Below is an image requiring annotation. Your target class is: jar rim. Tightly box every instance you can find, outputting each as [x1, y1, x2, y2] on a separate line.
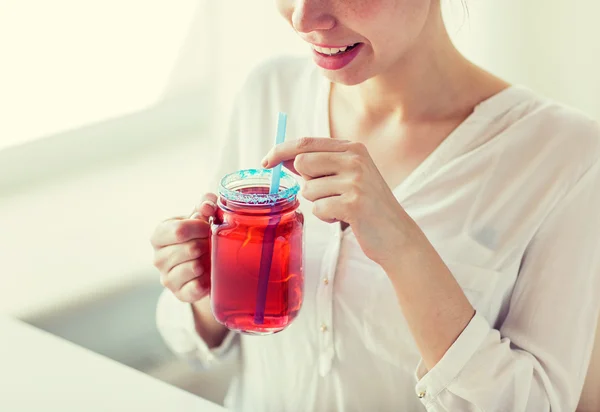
[218, 168, 300, 206]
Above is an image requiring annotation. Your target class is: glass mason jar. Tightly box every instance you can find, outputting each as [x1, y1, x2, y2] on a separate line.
[210, 169, 304, 335]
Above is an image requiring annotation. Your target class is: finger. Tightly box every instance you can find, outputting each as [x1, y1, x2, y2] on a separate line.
[293, 152, 346, 179]
[175, 277, 209, 303]
[150, 218, 210, 249]
[301, 175, 348, 202]
[190, 193, 218, 217]
[312, 196, 344, 224]
[190, 200, 218, 221]
[279, 159, 299, 175]
[161, 258, 206, 292]
[262, 137, 350, 169]
[154, 238, 209, 273]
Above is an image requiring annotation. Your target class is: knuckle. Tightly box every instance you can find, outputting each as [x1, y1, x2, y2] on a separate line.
[160, 274, 171, 289]
[312, 202, 321, 216]
[349, 173, 363, 189]
[348, 154, 364, 172]
[345, 190, 362, 211]
[173, 221, 189, 242]
[313, 199, 328, 215]
[192, 259, 204, 276]
[300, 181, 311, 199]
[348, 141, 367, 154]
[174, 290, 192, 303]
[182, 279, 204, 302]
[187, 241, 201, 259]
[152, 254, 164, 270]
[296, 137, 312, 150]
[294, 153, 309, 170]
[312, 201, 336, 224]
[293, 158, 303, 174]
[190, 280, 205, 297]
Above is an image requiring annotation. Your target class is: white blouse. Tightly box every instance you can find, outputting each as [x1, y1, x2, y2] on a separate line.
[156, 56, 600, 412]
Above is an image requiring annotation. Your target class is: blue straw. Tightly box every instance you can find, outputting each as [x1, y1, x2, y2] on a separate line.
[254, 112, 287, 327]
[269, 112, 287, 194]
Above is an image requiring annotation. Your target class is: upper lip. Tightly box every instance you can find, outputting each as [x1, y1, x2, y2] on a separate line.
[307, 41, 358, 48]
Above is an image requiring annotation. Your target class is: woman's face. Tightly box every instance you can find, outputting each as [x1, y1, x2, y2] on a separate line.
[276, 0, 437, 85]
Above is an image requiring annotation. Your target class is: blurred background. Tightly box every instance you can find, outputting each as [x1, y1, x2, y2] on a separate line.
[1, 0, 599, 407]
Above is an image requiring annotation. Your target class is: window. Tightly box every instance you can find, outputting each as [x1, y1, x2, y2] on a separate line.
[0, 0, 202, 150]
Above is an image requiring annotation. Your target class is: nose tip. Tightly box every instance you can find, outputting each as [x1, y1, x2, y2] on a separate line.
[291, 2, 335, 34]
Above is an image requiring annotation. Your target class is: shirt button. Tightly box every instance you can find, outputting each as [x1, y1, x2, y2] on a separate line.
[323, 277, 329, 285]
[417, 390, 426, 399]
[320, 323, 328, 332]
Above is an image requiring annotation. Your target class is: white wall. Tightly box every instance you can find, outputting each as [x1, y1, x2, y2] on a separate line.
[445, 0, 600, 120]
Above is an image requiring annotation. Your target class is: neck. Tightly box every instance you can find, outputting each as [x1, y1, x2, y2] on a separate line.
[336, 8, 505, 123]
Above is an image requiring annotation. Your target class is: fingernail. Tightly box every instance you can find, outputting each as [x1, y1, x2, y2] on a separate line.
[261, 157, 268, 167]
[204, 200, 217, 210]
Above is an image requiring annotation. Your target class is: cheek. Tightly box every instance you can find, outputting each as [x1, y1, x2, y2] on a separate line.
[362, 0, 430, 47]
[336, 0, 417, 42]
[334, 0, 386, 21]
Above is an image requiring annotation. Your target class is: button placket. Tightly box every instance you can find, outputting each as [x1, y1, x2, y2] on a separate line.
[315, 223, 342, 376]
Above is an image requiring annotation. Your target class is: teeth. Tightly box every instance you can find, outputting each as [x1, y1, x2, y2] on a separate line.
[313, 44, 353, 56]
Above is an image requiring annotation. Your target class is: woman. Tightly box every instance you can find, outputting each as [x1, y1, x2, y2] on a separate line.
[151, 1, 600, 411]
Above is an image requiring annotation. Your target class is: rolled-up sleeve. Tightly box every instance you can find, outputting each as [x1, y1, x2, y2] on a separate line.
[415, 156, 600, 411]
[156, 289, 240, 369]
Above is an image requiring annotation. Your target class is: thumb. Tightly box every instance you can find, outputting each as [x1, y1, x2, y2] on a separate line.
[190, 193, 218, 220]
[190, 200, 218, 220]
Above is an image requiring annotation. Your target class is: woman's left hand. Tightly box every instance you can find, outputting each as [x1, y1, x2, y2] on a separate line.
[262, 137, 421, 271]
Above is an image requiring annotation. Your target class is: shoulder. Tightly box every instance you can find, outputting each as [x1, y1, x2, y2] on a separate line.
[533, 99, 599, 146]
[499, 88, 600, 181]
[541, 100, 599, 178]
[517, 91, 600, 163]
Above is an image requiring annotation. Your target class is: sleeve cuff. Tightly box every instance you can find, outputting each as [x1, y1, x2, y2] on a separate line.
[156, 289, 239, 369]
[414, 311, 491, 406]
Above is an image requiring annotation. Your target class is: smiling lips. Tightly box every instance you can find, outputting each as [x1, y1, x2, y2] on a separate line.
[311, 43, 359, 56]
[309, 42, 363, 71]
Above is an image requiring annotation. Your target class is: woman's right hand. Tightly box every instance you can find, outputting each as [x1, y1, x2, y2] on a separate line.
[150, 193, 218, 303]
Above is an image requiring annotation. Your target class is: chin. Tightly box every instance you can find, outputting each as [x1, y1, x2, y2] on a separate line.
[319, 67, 372, 86]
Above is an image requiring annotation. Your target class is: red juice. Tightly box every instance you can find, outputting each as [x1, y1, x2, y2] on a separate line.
[210, 175, 304, 335]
